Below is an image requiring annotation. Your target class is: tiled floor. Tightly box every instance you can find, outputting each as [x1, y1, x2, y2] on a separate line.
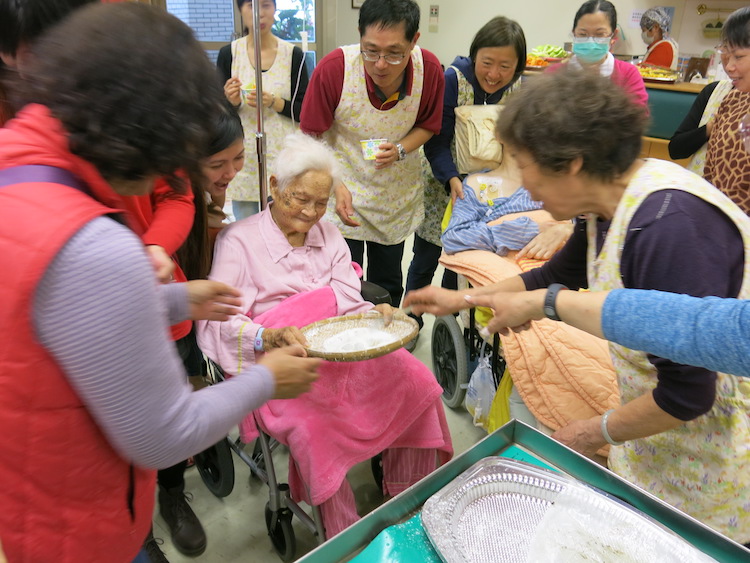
[155, 235, 487, 562]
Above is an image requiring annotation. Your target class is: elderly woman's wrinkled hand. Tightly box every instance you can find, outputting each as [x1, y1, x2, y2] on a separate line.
[551, 417, 607, 459]
[517, 222, 574, 260]
[263, 326, 308, 349]
[373, 303, 394, 327]
[259, 345, 321, 399]
[186, 280, 242, 321]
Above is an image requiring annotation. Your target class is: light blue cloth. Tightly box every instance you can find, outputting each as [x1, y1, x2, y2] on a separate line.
[441, 180, 542, 256]
[602, 289, 750, 378]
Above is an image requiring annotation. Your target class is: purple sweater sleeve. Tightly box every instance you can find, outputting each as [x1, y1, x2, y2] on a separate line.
[33, 217, 275, 469]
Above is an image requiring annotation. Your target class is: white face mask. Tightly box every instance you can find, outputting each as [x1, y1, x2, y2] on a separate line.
[641, 31, 654, 45]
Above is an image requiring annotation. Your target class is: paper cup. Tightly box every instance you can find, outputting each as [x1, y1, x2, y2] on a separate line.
[240, 84, 256, 104]
[360, 139, 387, 161]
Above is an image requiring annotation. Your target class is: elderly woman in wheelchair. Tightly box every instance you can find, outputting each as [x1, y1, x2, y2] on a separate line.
[198, 133, 453, 538]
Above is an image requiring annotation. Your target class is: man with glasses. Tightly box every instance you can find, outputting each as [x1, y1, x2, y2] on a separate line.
[300, 0, 444, 307]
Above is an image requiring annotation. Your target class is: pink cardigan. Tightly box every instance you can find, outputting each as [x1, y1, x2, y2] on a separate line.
[547, 57, 648, 108]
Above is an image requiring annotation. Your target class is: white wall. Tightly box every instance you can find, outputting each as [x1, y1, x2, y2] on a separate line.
[325, 0, 746, 67]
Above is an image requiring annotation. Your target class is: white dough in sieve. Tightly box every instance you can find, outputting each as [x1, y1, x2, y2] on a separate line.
[321, 327, 397, 353]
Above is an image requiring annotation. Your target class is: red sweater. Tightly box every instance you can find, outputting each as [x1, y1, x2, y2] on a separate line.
[120, 176, 194, 340]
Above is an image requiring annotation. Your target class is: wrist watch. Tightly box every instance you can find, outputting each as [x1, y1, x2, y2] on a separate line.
[543, 283, 567, 321]
[395, 143, 406, 161]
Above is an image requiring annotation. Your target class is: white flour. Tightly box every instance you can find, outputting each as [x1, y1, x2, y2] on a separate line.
[321, 327, 397, 353]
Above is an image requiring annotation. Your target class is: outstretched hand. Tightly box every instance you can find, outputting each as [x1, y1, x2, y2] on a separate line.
[402, 286, 470, 317]
[259, 345, 321, 399]
[187, 280, 242, 321]
[373, 303, 394, 327]
[465, 290, 546, 335]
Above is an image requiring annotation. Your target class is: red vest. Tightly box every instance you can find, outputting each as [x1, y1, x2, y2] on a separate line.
[0, 179, 155, 562]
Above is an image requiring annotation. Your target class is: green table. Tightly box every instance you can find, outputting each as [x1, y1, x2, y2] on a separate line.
[297, 420, 748, 562]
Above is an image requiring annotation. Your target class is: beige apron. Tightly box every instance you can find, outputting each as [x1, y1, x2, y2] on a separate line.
[587, 158, 750, 542]
[417, 68, 516, 246]
[229, 36, 297, 203]
[323, 44, 424, 245]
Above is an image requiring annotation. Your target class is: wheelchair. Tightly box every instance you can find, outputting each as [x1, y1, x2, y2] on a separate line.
[193, 280, 391, 561]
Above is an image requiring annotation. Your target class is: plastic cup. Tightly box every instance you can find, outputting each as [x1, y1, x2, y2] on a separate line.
[240, 83, 256, 104]
[360, 139, 388, 161]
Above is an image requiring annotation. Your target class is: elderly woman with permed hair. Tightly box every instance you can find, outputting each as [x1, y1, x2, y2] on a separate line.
[198, 132, 452, 539]
[405, 69, 750, 544]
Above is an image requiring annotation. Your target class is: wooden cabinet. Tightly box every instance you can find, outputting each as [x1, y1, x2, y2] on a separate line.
[640, 136, 690, 167]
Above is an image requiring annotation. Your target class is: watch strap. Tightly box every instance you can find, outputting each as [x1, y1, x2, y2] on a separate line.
[396, 143, 406, 161]
[543, 283, 567, 321]
[254, 326, 265, 353]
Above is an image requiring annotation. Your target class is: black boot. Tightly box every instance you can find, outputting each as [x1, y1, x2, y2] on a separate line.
[143, 528, 170, 563]
[158, 485, 207, 556]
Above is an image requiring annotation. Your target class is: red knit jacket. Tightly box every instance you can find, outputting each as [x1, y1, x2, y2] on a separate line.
[0, 105, 155, 562]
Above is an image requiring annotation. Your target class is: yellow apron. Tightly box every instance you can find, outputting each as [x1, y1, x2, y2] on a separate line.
[587, 158, 750, 543]
[229, 37, 297, 203]
[323, 44, 424, 245]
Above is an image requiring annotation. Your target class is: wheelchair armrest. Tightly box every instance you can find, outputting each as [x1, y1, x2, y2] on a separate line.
[361, 280, 391, 306]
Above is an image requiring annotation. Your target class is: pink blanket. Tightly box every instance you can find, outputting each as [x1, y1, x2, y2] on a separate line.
[241, 287, 453, 505]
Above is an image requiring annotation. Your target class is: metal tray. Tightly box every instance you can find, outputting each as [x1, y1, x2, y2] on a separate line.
[421, 458, 716, 563]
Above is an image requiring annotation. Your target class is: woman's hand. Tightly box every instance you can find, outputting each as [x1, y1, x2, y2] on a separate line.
[245, 89, 278, 111]
[517, 222, 573, 260]
[551, 417, 607, 459]
[258, 345, 321, 399]
[373, 303, 394, 327]
[145, 245, 175, 284]
[263, 326, 308, 349]
[374, 141, 399, 170]
[449, 176, 464, 205]
[224, 77, 242, 107]
[403, 286, 470, 317]
[186, 280, 242, 321]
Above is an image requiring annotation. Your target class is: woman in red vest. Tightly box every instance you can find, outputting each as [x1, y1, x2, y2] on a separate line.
[0, 4, 320, 563]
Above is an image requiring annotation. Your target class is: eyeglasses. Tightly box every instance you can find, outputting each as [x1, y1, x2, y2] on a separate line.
[360, 50, 406, 65]
[572, 34, 613, 44]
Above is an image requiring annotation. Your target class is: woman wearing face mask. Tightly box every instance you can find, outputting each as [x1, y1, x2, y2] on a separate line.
[640, 7, 679, 70]
[558, 0, 648, 107]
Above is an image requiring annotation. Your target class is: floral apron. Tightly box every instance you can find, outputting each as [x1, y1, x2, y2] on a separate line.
[587, 158, 750, 543]
[417, 69, 516, 246]
[323, 44, 424, 245]
[229, 37, 296, 203]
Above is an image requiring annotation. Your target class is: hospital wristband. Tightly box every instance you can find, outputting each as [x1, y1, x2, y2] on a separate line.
[600, 409, 624, 446]
[254, 327, 265, 353]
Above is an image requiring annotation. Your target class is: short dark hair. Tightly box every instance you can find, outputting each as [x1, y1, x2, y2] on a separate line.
[0, 0, 96, 57]
[469, 17, 527, 85]
[358, 0, 420, 42]
[497, 70, 647, 181]
[18, 2, 224, 187]
[722, 6, 750, 49]
[573, 0, 617, 32]
[206, 102, 244, 157]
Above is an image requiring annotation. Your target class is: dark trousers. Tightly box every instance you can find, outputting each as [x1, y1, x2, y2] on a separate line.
[346, 238, 405, 307]
[405, 233, 458, 295]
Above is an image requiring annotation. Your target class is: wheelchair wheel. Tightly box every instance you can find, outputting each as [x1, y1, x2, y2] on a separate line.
[195, 437, 235, 498]
[431, 315, 468, 408]
[265, 503, 296, 562]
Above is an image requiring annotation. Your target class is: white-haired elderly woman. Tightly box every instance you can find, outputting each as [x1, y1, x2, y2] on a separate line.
[640, 6, 678, 69]
[198, 132, 452, 538]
